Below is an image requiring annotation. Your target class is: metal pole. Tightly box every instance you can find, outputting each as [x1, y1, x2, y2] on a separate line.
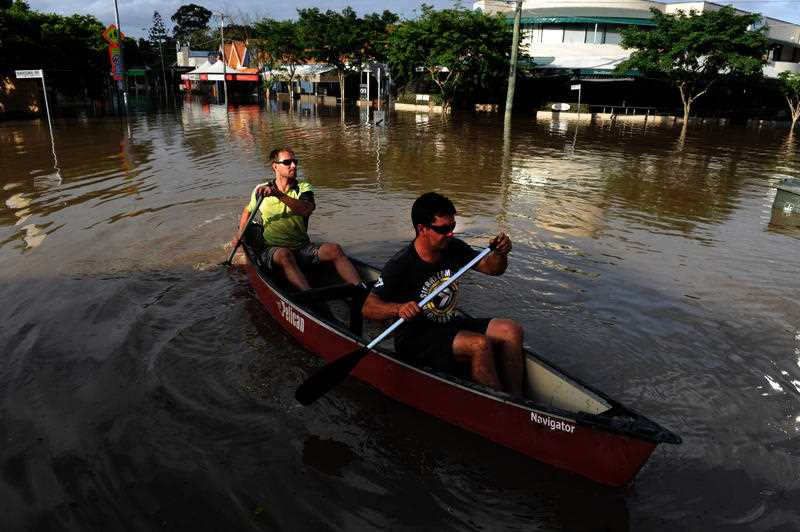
[40, 71, 59, 172]
[220, 14, 228, 107]
[159, 40, 168, 101]
[113, 0, 129, 111]
[577, 85, 582, 120]
[503, 0, 523, 126]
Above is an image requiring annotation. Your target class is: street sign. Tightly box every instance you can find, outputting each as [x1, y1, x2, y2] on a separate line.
[571, 84, 581, 90]
[359, 84, 368, 100]
[15, 69, 43, 79]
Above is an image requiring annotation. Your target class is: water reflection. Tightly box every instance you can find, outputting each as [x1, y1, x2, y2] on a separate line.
[2, 100, 800, 530]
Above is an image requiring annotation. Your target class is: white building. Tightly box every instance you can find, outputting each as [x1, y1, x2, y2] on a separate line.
[473, 1, 800, 78]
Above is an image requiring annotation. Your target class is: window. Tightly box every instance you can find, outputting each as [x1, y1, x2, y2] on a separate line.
[586, 23, 602, 44]
[541, 24, 564, 44]
[563, 23, 587, 43]
[604, 24, 623, 45]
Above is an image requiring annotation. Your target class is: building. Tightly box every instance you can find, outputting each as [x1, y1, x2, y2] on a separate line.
[473, 1, 800, 79]
[178, 41, 260, 101]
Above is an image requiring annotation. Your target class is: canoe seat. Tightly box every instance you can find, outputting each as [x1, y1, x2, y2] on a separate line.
[292, 282, 374, 336]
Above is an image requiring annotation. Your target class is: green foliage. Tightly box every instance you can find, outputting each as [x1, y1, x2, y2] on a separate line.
[252, 19, 305, 71]
[171, 3, 212, 45]
[296, 7, 360, 72]
[617, 6, 768, 115]
[295, 7, 399, 100]
[357, 10, 400, 64]
[778, 71, 800, 128]
[148, 11, 169, 47]
[386, 5, 512, 111]
[0, 1, 108, 95]
[778, 71, 800, 98]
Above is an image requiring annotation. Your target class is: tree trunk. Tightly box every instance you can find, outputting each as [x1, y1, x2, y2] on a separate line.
[788, 96, 800, 131]
[678, 82, 692, 139]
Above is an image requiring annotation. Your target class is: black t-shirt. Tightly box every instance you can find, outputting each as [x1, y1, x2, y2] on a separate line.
[372, 238, 479, 335]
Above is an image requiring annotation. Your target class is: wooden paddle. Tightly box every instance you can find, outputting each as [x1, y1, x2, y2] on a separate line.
[223, 193, 266, 266]
[295, 244, 495, 405]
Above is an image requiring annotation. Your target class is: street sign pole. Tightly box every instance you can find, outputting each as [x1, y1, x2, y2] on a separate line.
[15, 69, 58, 172]
[112, 0, 129, 112]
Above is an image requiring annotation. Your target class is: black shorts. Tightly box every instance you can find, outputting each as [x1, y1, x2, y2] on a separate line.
[395, 317, 492, 372]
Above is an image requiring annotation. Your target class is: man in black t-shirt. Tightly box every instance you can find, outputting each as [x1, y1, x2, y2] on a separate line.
[362, 192, 524, 394]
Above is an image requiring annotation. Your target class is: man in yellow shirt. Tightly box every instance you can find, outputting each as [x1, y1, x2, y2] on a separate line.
[237, 147, 361, 291]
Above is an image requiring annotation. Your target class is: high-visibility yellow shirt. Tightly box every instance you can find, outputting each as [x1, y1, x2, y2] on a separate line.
[246, 180, 314, 249]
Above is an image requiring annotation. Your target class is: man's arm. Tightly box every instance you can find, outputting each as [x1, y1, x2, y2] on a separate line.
[474, 233, 511, 276]
[362, 292, 421, 321]
[256, 184, 315, 217]
[237, 206, 252, 233]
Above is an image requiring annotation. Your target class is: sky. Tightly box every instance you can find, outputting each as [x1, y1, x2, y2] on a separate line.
[24, 0, 800, 39]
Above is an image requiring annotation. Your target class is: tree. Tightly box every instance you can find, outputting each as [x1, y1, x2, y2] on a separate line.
[386, 6, 511, 113]
[297, 7, 362, 105]
[148, 11, 171, 97]
[148, 11, 168, 47]
[778, 71, 800, 132]
[252, 19, 306, 90]
[171, 3, 212, 46]
[618, 6, 768, 131]
[356, 10, 400, 64]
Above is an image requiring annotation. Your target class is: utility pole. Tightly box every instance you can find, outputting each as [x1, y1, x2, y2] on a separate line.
[217, 12, 228, 107]
[158, 39, 168, 100]
[503, 0, 523, 126]
[113, 0, 129, 111]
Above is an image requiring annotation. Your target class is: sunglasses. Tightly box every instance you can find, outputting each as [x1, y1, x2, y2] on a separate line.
[275, 158, 299, 166]
[427, 222, 456, 235]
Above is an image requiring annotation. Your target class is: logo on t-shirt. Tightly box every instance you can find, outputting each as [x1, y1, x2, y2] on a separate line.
[420, 269, 458, 323]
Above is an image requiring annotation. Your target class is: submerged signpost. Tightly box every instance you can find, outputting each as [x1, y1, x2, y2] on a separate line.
[15, 69, 59, 173]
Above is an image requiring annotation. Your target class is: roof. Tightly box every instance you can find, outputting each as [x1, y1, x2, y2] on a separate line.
[223, 41, 249, 69]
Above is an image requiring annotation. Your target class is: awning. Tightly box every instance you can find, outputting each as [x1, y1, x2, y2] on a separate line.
[264, 64, 339, 83]
[516, 16, 656, 26]
[531, 55, 628, 70]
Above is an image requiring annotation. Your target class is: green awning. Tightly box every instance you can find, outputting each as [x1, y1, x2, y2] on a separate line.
[510, 17, 656, 26]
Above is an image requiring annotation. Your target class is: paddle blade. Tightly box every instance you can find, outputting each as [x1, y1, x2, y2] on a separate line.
[295, 347, 370, 405]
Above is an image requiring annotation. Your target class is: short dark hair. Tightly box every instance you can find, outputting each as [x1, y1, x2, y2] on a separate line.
[411, 192, 456, 234]
[269, 147, 294, 163]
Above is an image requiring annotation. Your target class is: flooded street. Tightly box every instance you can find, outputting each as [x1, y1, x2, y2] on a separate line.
[1, 100, 799, 530]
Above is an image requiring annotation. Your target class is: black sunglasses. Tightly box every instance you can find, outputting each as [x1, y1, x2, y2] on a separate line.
[427, 222, 456, 235]
[275, 158, 299, 166]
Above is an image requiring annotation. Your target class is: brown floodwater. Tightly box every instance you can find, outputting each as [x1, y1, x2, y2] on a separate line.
[1, 99, 799, 530]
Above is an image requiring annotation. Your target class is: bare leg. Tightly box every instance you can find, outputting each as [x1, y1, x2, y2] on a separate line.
[318, 242, 361, 285]
[452, 330, 502, 391]
[272, 247, 311, 291]
[486, 318, 524, 395]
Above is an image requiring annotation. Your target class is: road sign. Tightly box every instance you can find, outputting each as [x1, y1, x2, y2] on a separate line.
[15, 69, 43, 79]
[571, 84, 581, 91]
[359, 84, 368, 100]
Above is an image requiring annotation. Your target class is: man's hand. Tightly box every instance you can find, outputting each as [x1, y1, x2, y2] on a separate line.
[256, 184, 282, 198]
[490, 232, 512, 256]
[397, 301, 421, 321]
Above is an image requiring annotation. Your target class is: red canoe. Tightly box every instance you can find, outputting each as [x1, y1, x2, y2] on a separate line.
[238, 232, 681, 487]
